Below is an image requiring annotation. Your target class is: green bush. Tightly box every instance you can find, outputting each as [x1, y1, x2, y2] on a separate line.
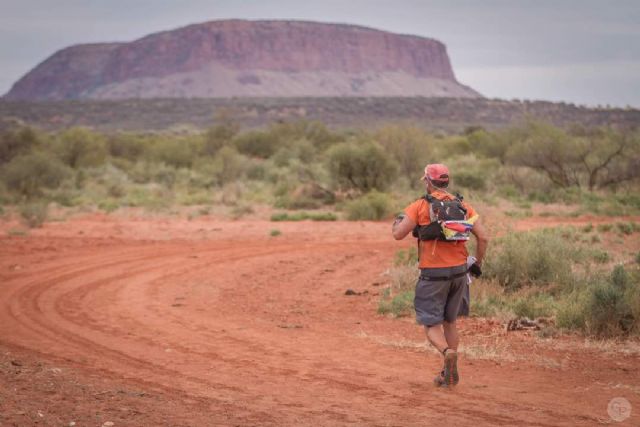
[149, 135, 199, 168]
[345, 191, 393, 221]
[378, 264, 418, 317]
[326, 141, 397, 192]
[378, 291, 414, 317]
[270, 211, 337, 221]
[19, 201, 48, 228]
[374, 125, 433, 188]
[55, 127, 108, 168]
[590, 249, 610, 264]
[233, 130, 279, 158]
[484, 229, 581, 290]
[107, 133, 149, 161]
[0, 127, 42, 164]
[597, 223, 613, 232]
[557, 265, 639, 337]
[511, 294, 555, 319]
[202, 121, 239, 156]
[2, 152, 71, 198]
[454, 171, 487, 190]
[617, 222, 634, 235]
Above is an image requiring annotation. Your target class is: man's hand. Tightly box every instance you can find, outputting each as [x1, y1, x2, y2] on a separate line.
[469, 262, 482, 277]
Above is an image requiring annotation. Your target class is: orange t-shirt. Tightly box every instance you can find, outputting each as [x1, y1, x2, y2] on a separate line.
[404, 190, 478, 268]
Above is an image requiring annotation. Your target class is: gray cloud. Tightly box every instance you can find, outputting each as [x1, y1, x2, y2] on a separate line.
[1, 0, 639, 107]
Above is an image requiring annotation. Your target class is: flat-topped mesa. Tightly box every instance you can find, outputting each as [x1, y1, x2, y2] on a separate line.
[4, 19, 481, 100]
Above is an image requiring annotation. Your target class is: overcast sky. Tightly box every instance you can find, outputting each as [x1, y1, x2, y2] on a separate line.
[1, 0, 639, 107]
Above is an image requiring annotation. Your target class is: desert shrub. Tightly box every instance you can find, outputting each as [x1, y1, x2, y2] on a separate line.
[274, 181, 334, 210]
[19, 201, 48, 228]
[326, 141, 397, 193]
[511, 294, 555, 319]
[590, 249, 610, 263]
[0, 126, 42, 164]
[149, 135, 199, 168]
[128, 161, 178, 187]
[211, 146, 246, 185]
[467, 128, 512, 164]
[484, 229, 581, 290]
[202, 120, 239, 156]
[233, 130, 279, 158]
[378, 263, 417, 316]
[374, 125, 433, 188]
[557, 265, 639, 337]
[270, 229, 282, 237]
[617, 222, 634, 235]
[2, 152, 71, 198]
[268, 120, 340, 151]
[471, 293, 507, 318]
[98, 199, 120, 213]
[378, 291, 414, 317]
[597, 223, 613, 232]
[454, 170, 486, 190]
[270, 211, 337, 221]
[54, 127, 107, 168]
[123, 186, 172, 211]
[583, 270, 636, 336]
[273, 138, 316, 167]
[106, 133, 149, 161]
[345, 191, 393, 221]
[194, 146, 246, 187]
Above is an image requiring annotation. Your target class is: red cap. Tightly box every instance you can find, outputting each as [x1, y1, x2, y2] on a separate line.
[422, 164, 450, 186]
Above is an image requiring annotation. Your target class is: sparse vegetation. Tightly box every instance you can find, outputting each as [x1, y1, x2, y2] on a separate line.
[19, 201, 48, 228]
[270, 211, 337, 221]
[1, 116, 639, 340]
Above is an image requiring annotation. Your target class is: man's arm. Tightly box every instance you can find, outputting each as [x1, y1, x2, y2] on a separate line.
[392, 214, 417, 240]
[470, 218, 489, 265]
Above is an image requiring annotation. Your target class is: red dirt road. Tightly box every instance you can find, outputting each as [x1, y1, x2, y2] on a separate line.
[1, 215, 638, 426]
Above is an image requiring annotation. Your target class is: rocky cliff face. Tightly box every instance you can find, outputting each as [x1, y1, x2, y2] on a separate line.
[4, 20, 481, 100]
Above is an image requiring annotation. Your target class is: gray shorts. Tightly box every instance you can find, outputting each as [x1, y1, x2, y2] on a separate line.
[414, 264, 470, 326]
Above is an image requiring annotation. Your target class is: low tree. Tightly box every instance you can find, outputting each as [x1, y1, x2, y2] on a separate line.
[507, 122, 640, 190]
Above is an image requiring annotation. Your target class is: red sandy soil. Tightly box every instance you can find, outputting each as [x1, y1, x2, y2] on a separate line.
[1, 213, 639, 426]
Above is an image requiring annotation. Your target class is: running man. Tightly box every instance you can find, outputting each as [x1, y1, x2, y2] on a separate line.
[392, 163, 489, 387]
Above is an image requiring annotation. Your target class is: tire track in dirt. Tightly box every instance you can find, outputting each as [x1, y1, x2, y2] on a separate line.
[0, 230, 633, 426]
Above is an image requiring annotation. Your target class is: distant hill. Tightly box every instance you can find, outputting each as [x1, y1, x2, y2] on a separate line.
[3, 20, 480, 100]
[1, 98, 638, 133]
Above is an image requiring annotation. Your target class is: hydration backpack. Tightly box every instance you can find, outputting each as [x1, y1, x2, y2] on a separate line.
[412, 193, 474, 241]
